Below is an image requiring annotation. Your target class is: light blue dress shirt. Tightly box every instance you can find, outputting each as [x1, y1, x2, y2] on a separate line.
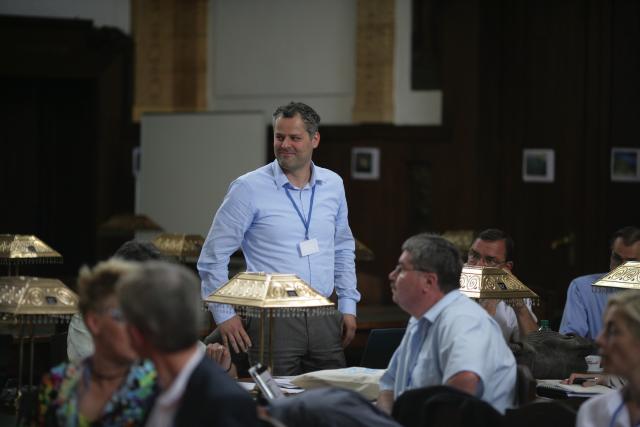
[379, 290, 516, 414]
[198, 160, 360, 324]
[559, 273, 610, 340]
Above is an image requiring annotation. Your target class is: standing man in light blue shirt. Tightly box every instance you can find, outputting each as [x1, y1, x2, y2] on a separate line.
[198, 102, 360, 375]
[378, 233, 516, 414]
[560, 226, 640, 340]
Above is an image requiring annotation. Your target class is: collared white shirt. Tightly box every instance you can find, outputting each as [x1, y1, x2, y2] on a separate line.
[145, 345, 205, 427]
[493, 299, 537, 342]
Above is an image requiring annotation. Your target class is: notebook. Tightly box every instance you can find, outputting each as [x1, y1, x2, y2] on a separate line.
[536, 379, 614, 399]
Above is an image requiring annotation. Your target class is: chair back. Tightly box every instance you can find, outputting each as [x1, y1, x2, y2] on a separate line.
[504, 401, 576, 427]
[360, 328, 405, 369]
[514, 364, 536, 406]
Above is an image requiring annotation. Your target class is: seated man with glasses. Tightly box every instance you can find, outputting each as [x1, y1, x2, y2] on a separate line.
[377, 233, 516, 414]
[560, 226, 640, 340]
[466, 229, 538, 342]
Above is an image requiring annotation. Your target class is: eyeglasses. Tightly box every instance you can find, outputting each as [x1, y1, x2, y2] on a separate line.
[467, 249, 506, 267]
[610, 251, 638, 265]
[104, 307, 126, 323]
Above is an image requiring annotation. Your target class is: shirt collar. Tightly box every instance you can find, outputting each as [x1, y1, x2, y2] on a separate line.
[271, 159, 323, 189]
[409, 289, 462, 326]
[156, 345, 205, 407]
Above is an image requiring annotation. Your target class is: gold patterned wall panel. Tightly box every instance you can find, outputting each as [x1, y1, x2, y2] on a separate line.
[353, 0, 395, 123]
[132, 0, 207, 121]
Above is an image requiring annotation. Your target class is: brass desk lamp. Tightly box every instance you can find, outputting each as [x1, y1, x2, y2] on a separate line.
[0, 235, 62, 276]
[592, 261, 640, 292]
[205, 272, 334, 369]
[459, 265, 539, 304]
[152, 233, 205, 263]
[0, 276, 78, 405]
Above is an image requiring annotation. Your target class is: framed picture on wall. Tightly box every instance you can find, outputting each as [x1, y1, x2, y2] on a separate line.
[351, 147, 380, 180]
[611, 147, 640, 182]
[522, 149, 555, 183]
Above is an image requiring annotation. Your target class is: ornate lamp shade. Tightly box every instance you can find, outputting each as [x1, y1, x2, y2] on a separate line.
[0, 276, 78, 323]
[355, 239, 375, 261]
[0, 235, 62, 265]
[205, 272, 334, 316]
[593, 261, 640, 292]
[459, 266, 539, 303]
[152, 233, 204, 263]
[442, 230, 475, 257]
[205, 272, 335, 367]
[99, 213, 163, 233]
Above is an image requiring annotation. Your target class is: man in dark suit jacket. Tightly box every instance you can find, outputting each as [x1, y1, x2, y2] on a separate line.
[117, 261, 260, 427]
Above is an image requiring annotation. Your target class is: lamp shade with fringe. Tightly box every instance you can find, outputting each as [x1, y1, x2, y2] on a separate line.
[152, 233, 204, 263]
[205, 272, 335, 368]
[593, 261, 640, 292]
[0, 276, 78, 401]
[355, 239, 375, 261]
[459, 266, 539, 304]
[0, 235, 62, 266]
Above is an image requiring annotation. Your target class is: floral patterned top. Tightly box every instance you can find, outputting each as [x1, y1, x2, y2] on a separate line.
[37, 359, 158, 427]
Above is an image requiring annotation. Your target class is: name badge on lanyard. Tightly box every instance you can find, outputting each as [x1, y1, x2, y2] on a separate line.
[284, 184, 320, 257]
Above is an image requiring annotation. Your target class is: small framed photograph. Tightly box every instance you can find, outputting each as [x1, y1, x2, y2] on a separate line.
[351, 147, 380, 180]
[522, 149, 555, 183]
[611, 147, 640, 182]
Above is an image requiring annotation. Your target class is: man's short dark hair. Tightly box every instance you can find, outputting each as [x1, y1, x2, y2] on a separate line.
[475, 229, 515, 262]
[611, 226, 640, 247]
[402, 233, 463, 293]
[272, 102, 321, 137]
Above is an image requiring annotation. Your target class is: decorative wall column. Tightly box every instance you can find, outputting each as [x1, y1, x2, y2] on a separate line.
[132, 0, 207, 121]
[353, 0, 395, 123]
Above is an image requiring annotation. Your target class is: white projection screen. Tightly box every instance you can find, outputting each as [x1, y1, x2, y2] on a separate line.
[136, 112, 266, 236]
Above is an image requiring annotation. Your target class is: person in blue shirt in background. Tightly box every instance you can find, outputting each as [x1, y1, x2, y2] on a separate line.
[560, 226, 640, 341]
[377, 233, 516, 415]
[198, 101, 360, 375]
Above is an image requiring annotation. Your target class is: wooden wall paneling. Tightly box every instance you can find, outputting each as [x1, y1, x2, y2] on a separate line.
[0, 17, 134, 277]
[476, 0, 624, 325]
[580, 0, 611, 268]
[606, 0, 640, 233]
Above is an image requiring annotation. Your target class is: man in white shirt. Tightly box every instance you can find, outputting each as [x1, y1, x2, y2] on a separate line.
[466, 229, 538, 342]
[117, 261, 259, 427]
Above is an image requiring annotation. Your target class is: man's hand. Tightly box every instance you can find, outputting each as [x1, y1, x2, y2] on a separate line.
[479, 299, 499, 316]
[206, 343, 232, 370]
[562, 372, 606, 387]
[341, 314, 357, 347]
[507, 299, 538, 337]
[377, 390, 394, 415]
[205, 343, 238, 378]
[218, 315, 252, 353]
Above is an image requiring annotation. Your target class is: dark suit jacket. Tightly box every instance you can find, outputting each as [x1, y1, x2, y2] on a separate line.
[173, 355, 260, 427]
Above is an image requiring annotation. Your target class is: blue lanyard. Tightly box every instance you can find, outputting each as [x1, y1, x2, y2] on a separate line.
[610, 399, 625, 427]
[284, 184, 316, 240]
[609, 394, 640, 427]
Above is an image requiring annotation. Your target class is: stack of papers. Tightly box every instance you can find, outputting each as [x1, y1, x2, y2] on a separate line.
[238, 376, 305, 395]
[536, 379, 614, 398]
